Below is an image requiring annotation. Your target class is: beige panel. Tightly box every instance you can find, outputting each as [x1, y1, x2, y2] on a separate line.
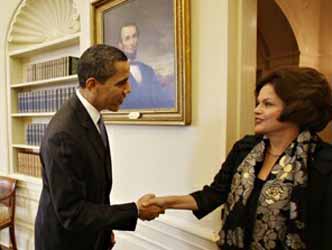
[226, 0, 257, 152]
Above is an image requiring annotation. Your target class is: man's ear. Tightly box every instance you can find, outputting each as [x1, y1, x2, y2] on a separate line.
[85, 77, 97, 90]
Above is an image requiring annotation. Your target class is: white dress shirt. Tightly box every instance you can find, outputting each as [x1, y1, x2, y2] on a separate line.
[76, 88, 101, 133]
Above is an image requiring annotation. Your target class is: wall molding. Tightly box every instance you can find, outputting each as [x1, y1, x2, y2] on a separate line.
[226, 0, 257, 151]
[8, 0, 80, 50]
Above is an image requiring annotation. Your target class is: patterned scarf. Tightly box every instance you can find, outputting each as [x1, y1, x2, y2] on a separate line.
[218, 131, 318, 250]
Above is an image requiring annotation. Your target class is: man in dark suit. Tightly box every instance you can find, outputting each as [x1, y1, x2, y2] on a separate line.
[118, 23, 174, 109]
[35, 44, 163, 250]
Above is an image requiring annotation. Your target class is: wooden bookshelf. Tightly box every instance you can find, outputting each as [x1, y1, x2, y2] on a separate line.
[11, 75, 78, 89]
[11, 112, 56, 118]
[7, 34, 80, 181]
[9, 173, 42, 185]
[12, 144, 40, 151]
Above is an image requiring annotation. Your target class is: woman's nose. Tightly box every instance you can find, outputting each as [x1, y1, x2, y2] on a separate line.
[254, 104, 261, 113]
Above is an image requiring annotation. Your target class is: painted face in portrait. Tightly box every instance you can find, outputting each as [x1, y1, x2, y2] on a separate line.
[254, 84, 295, 136]
[95, 61, 131, 112]
[119, 25, 138, 60]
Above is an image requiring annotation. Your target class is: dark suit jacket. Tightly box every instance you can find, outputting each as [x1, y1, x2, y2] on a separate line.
[35, 94, 138, 250]
[191, 135, 332, 250]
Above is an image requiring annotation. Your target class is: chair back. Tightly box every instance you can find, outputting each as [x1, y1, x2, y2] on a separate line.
[0, 176, 17, 249]
[0, 177, 17, 218]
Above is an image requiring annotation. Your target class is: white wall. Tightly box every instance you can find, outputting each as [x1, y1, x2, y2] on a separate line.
[107, 0, 228, 226]
[114, 0, 228, 243]
[0, 1, 31, 248]
[0, 0, 22, 174]
[0, 0, 231, 249]
[92, 0, 230, 247]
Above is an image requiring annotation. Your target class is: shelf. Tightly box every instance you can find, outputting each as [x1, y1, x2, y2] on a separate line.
[11, 75, 78, 89]
[9, 173, 42, 185]
[12, 144, 40, 151]
[11, 112, 55, 117]
[9, 33, 80, 58]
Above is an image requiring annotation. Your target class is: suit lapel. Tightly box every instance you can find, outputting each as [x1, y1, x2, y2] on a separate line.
[70, 94, 113, 183]
[70, 95, 105, 161]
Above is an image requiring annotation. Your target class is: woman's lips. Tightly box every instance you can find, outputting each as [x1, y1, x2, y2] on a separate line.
[255, 118, 263, 124]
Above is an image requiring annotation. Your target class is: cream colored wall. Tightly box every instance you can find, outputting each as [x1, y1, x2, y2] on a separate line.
[319, 0, 332, 141]
[319, 0, 332, 79]
[103, 0, 229, 233]
[275, 0, 332, 141]
[0, 0, 22, 174]
[275, 0, 321, 68]
[226, 0, 256, 152]
[0, 0, 25, 247]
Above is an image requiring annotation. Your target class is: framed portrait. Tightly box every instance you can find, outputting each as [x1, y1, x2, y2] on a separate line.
[91, 0, 191, 125]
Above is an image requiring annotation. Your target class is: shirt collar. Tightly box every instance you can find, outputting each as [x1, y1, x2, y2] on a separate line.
[76, 88, 101, 128]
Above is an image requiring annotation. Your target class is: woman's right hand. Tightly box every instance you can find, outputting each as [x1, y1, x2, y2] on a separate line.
[142, 195, 198, 211]
[142, 197, 168, 209]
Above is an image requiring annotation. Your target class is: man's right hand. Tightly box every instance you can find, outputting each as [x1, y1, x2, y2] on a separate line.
[136, 194, 165, 221]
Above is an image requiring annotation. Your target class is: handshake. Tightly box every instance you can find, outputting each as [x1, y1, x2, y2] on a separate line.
[136, 194, 166, 221]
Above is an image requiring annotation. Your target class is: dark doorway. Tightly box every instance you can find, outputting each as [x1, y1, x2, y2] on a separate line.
[257, 0, 299, 79]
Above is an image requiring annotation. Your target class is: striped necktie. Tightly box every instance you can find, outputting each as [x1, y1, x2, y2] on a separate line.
[97, 117, 108, 147]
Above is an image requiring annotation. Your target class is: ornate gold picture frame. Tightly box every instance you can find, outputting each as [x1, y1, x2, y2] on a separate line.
[91, 0, 191, 125]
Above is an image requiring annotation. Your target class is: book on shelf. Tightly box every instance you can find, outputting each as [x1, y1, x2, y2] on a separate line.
[17, 152, 41, 177]
[26, 56, 79, 82]
[25, 123, 47, 146]
[17, 86, 76, 113]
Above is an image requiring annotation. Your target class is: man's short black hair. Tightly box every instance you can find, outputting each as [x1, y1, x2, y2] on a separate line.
[77, 44, 127, 87]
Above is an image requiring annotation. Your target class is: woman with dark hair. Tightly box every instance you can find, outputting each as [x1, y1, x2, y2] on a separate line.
[144, 67, 332, 250]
